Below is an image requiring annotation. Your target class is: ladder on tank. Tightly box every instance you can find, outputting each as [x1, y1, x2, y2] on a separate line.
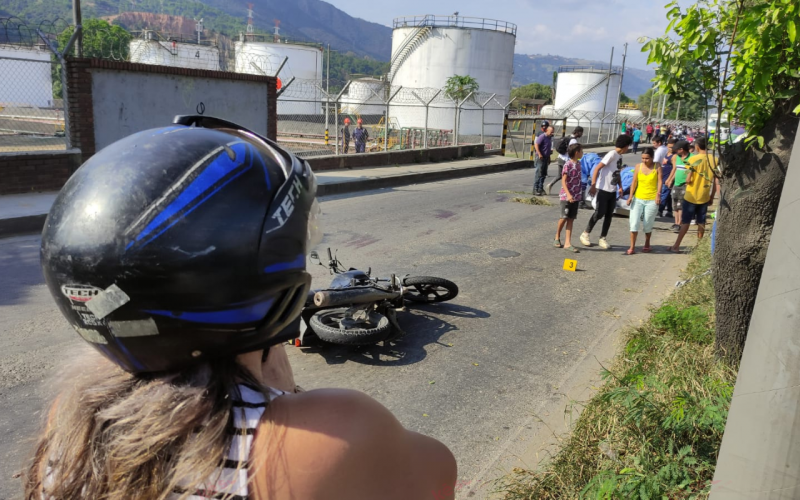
[387, 18, 433, 82]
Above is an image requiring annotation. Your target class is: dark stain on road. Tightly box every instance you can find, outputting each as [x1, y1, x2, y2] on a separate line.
[489, 249, 521, 258]
[343, 233, 381, 249]
[417, 229, 435, 237]
[428, 243, 479, 256]
[433, 209, 457, 219]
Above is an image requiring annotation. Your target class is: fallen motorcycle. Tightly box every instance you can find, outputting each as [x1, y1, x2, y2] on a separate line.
[296, 249, 459, 346]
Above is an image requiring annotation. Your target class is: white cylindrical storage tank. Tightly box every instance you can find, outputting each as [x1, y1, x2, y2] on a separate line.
[0, 44, 54, 108]
[339, 78, 387, 115]
[554, 67, 621, 114]
[617, 109, 645, 121]
[234, 37, 323, 114]
[129, 34, 220, 71]
[388, 16, 516, 136]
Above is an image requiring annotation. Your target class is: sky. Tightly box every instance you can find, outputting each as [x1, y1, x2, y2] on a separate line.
[325, 0, 686, 70]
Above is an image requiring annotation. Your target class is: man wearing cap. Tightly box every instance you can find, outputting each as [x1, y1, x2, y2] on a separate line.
[533, 123, 554, 196]
[353, 118, 370, 154]
[342, 118, 351, 154]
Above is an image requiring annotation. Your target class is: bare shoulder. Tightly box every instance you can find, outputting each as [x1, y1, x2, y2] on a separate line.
[251, 389, 457, 500]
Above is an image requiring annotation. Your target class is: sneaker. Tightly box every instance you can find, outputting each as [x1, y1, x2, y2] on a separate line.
[658, 211, 664, 218]
[580, 232, 592, 247]
[599, 237, 610, 249]
[671, 224, 681, 232]
[690, 219, 697, 225]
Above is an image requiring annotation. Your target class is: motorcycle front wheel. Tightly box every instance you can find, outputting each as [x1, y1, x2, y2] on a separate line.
[402, 276, 459, 303]
[309, 308, 391, 345]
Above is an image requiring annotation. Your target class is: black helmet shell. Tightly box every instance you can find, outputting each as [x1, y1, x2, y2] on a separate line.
[41, 118, 317, 373]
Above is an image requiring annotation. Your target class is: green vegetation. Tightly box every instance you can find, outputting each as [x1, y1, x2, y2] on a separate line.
[642, 0, 800, 364]
[510, 82, 553, 104]
[511, 196, 552, 206]
[443, 75, 480, 103]
[619, 92, 635, 105]
[327, 49, 389, 84]
[497, 238, 736, 499]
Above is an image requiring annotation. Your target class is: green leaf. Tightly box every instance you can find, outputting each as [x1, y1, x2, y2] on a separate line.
[793, 103, 800, 115]
[788, 20, 797, 43]
[757, 136, 765, 148]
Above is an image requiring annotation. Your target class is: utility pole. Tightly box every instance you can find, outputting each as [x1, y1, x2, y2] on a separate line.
[597, 46, 614, 142]
[325, 43, 330, 148]
[72, 0, 82, 57]
[614, 43, 628, 135]
[675, 100, 681, 121]
[648, 88, 655, 121]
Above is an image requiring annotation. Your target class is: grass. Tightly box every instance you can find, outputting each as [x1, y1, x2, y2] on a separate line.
[496, 238, 736, 499]
[512, 196, 553, 206]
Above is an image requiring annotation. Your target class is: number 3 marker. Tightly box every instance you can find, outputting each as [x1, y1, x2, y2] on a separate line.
[563, 259, 577, 272]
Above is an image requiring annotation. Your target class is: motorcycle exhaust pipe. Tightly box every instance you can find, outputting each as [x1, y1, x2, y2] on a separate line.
[314, 287, 401, 308]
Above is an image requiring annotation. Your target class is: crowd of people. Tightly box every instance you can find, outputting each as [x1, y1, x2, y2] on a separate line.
[547, 126, 718, 254]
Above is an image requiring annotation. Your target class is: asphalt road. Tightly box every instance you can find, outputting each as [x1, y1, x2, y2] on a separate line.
[0, 165, 691, 498]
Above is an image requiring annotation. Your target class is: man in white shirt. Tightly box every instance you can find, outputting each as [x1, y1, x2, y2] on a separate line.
[579, 135, 633, 249]
[547, 126, 584, 195]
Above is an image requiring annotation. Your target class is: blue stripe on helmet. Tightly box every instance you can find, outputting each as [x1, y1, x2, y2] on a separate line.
[145, 298, 275, 325]
[263, 254, 305, 274]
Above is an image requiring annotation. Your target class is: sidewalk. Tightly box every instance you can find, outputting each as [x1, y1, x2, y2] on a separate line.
[0, 155, 529, 238]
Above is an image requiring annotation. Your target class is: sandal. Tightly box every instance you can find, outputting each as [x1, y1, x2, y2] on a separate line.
[668, 247, 682, 253]
[625, 248, 636, 255]
[554, 239, 563, 248]
[565, 246, 580, 253]
[642, 246, 652, 253]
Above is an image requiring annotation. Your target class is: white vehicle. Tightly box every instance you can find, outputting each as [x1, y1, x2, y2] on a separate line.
[708, 113, 730, 142]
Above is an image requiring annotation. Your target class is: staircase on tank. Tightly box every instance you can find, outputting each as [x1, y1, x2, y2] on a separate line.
[387, 20, 433, 82]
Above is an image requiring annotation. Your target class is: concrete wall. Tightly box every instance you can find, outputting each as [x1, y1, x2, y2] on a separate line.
[91, 68, 269, 151]
[306, 143, 484, 171]
[65, 58, 278, 161]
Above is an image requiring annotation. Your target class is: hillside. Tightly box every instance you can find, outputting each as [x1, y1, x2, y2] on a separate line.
[2, 1, 655, 97]
[513, 54, 654, 99]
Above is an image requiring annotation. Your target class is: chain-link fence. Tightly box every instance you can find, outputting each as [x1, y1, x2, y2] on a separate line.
[1, 17, 68, 152]
[274, 80, 512, 158]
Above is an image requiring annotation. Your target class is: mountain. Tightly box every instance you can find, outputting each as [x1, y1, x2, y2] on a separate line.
[1, 0, 392, 61]
[513, 54, 654, 99]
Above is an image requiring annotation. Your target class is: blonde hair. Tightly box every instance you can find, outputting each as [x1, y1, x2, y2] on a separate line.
[25, 348, 263, 500]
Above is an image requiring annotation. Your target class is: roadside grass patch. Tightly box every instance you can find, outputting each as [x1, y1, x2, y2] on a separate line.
[496, 238, 735, 499]
[511, 196, 552, 206]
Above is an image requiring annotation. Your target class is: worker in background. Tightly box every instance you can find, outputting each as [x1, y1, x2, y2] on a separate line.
[353, 118, 370, 154]
[342, 117, 351, 154]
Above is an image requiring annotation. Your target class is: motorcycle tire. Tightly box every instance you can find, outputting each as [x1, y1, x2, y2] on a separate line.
[309, 308, 391, 345]
[402, 276, 459, 303]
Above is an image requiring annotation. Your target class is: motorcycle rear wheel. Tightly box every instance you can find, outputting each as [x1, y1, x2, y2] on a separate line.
[402, 276, 459, 303]
[309, 308, 391, 345]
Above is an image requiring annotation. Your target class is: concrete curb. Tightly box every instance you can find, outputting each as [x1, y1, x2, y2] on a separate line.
[317, 158, 530, 197]
[0, 214, 46, 238]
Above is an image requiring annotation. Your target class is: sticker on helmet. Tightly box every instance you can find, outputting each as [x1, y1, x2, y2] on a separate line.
[61, 284, 106, 327]
[86, 284, 131, 320]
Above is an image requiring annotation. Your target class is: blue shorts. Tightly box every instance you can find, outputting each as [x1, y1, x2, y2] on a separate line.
[681, 200, 708, 225]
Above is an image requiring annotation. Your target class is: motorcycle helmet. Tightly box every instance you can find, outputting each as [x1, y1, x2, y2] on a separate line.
[41, 115, 321, 373]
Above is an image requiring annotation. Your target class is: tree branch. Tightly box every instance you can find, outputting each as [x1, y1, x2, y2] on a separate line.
[716, 0, 745, 164]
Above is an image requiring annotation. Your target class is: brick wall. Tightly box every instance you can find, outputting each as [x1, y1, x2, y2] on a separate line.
[65, 57, 279, 161]
[0, 151, 82, 195]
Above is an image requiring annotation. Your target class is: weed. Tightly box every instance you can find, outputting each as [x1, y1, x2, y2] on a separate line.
[497, 190, 531, 195]
[495, 238, 735, 499]
[511, 196, 553, 206]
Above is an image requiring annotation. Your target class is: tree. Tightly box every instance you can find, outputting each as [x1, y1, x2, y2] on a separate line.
[620, 92, 635, 104]
[643, 0, 800, 364]
[58, 18, 132, 60]
[443, 75, 479, 103]
[510, 83, 553, 103]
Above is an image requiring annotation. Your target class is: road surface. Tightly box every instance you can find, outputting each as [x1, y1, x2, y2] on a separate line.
[0, 166, 691, 498]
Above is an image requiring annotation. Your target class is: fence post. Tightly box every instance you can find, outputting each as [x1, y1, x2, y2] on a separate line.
[384, 86, 402, 152]
[500, 114, 509, 156]
[562, 118, 567, 139]
[479, 93, 496, 148]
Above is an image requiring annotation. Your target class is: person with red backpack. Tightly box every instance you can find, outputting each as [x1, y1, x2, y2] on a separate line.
[547, 126, 584, 195]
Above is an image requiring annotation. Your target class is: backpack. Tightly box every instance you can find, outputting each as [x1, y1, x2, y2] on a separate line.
[556, 135, 572, 155]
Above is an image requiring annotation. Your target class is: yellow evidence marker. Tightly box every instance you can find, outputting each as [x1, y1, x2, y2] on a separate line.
[563, 258, 577, 272]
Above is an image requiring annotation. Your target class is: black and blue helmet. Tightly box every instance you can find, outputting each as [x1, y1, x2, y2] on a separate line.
[41, 116, 321, 373]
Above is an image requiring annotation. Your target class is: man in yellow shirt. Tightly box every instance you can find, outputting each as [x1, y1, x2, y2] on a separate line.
[669, 136, 717, 252]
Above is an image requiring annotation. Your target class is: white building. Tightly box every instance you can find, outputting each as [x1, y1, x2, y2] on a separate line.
[0, 44, 54, 108]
